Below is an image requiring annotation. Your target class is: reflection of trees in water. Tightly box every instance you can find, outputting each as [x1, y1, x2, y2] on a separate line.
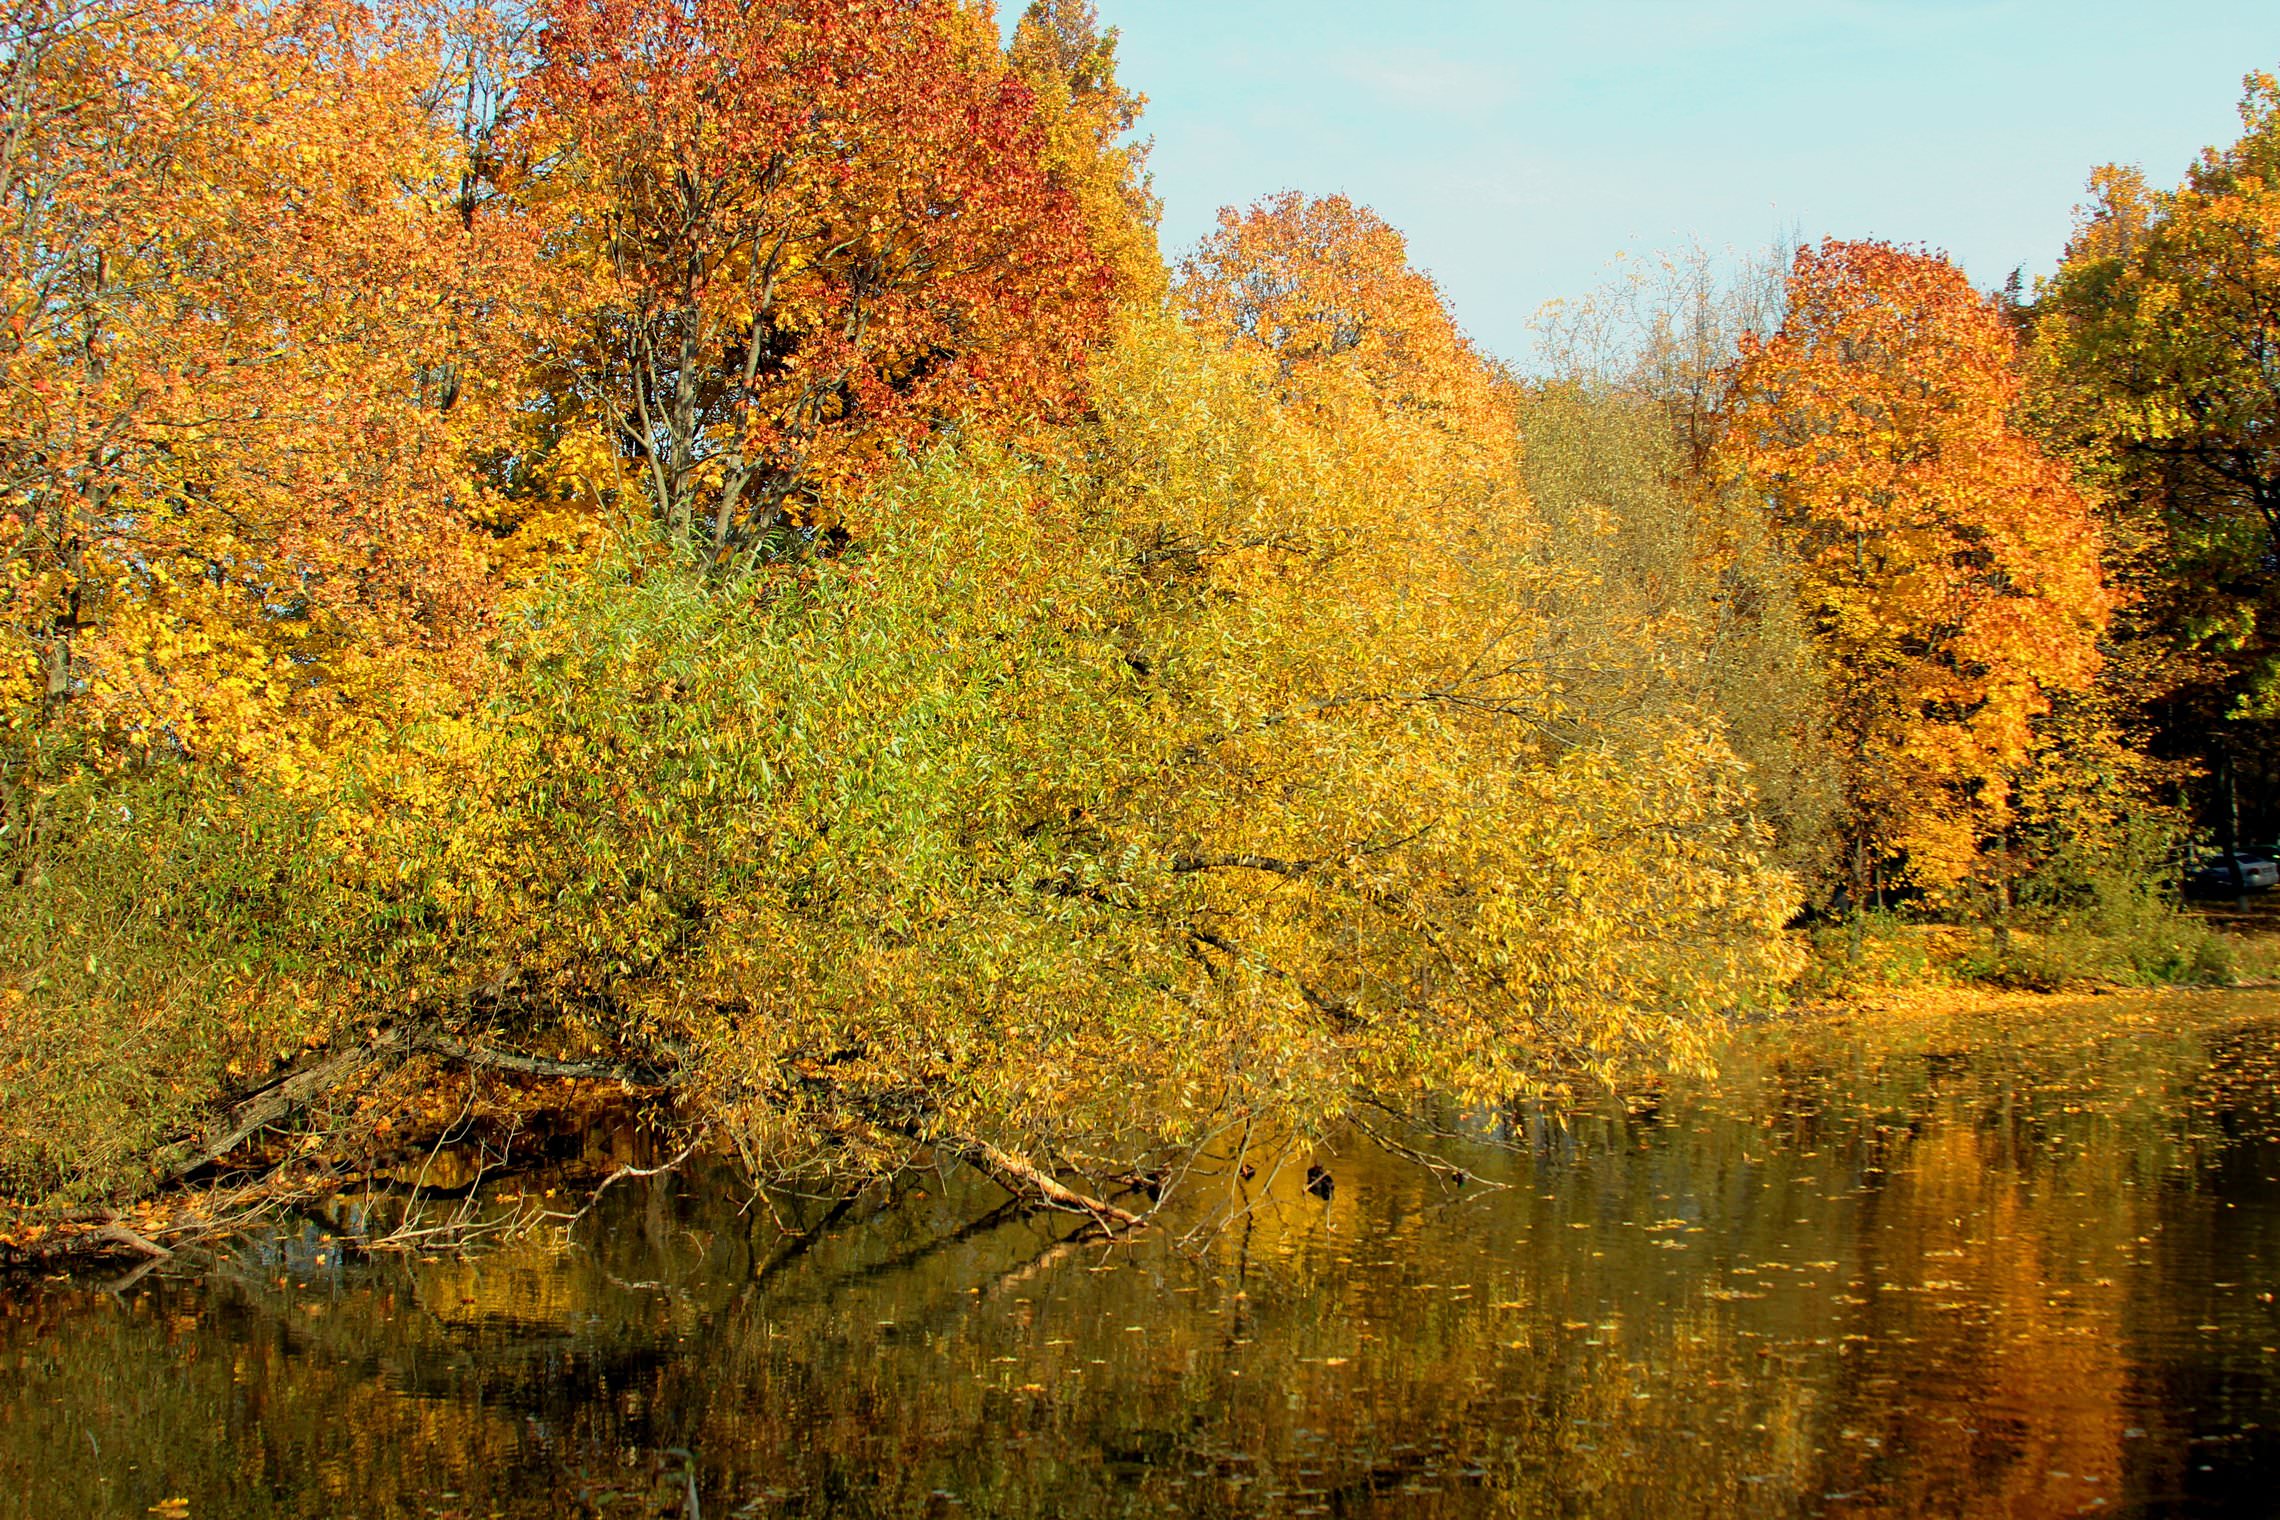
[1712, 1005, 2280, 1518]
[2118, 1018, 2280, 1516]
[1806, 1121, 2133, 1518]
[4, 998, 2280, 1518]
[0, 1154, 1817, 1517]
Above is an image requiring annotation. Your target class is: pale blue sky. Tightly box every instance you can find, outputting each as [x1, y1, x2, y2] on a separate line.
[1057, 1, 2277, 365]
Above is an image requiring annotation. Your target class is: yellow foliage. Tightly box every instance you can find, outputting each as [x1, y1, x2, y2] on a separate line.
[1721, 241, 2112, 898]
[0, 5, 1850, 1217]
[1, 0, 543, 782]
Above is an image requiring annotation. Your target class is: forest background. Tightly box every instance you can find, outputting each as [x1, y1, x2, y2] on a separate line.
[4, 0, 2277, 1250]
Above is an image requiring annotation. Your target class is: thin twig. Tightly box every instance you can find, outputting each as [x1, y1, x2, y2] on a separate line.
[552, 1136, 707, 1237]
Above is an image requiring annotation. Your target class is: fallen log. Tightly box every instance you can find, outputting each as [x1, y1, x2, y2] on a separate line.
[160, 1041, 390, 1184]
[956, 1136, 1143, 1230]
[407, 1032, 682, 1088]
[159, 1029, 680, 1188]
[96, 1215, 171, 1260]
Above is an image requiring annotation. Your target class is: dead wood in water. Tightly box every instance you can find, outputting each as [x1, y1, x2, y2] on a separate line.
[955, 1136, 1144, 1230]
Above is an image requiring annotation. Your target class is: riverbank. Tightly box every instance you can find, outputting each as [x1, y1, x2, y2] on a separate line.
[8, 985, 2278, 1519]
[9, 925, 2278, 1277]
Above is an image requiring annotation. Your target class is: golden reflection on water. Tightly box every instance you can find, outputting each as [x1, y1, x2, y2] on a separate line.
[5, 993, 2280, 1518]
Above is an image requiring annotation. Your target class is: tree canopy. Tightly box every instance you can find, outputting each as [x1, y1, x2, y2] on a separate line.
[1722, 240, 2112, 897]
[512, 0, 1113, 560]
[3, 0, 2254, 1252]
[2036, 75, 2280, 727]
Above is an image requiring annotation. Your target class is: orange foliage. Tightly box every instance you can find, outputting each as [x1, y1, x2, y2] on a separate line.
[512, 0, 1115, 555]
[1008, 0, 1163, 307]
[1722, 241, 2113, 895]
[1, 0, 532, 773]
[1176, 191, 1512, 458]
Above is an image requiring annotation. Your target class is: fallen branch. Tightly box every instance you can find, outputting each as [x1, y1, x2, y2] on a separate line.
[408, 1033, 681, 1089]
[161, 1042, 389, 1183]
[96, 1217, 171, 1260]
[164, 1029, 678, 1188]
[552, 1136, 706, 1235]
[956, 1136, 1142, 1231]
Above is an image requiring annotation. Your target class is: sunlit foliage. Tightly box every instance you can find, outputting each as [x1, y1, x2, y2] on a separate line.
[0, 0, 529, 780]
[1177, 192, 1513, 465]
[285, 298, 1804, 1200]
[1531, 244, 1839, 891]
[2036, 77, 2280, 709]
[1008, 0, 1164, 308]
[1722, 240, 2113, 900]
[510, 0, 1114, 560]
[0, 0, 2243, 1238]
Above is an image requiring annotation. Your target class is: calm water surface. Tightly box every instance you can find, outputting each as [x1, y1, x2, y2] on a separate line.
[8, 992, 2280, 1518]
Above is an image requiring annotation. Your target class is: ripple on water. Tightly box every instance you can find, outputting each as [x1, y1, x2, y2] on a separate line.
[5, 992, 2280, 1517]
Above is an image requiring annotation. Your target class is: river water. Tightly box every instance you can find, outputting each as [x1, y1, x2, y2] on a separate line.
[7, 992, 2280, 1518]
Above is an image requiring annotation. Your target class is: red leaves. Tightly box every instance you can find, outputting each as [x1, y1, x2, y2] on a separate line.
[516, 0, 1113, 551]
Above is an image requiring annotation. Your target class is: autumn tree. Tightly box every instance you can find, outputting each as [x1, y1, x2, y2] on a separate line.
[512, 0, 1113, 561]
[0, 0, 529, 777]
[1532, 244, 1836, 889]
[1008, 0, 1163, 307]
[1722, 240, 2113, 900]
[1118, 205, 1801, 1103]
[290, 319, 1804, 1216]
[1177, 192, 1511, 453]
[20, 208, 1803, 1226]
[1517, 384, 1838, 891]
[2030, 72, 2280, 859]
[0, 0, 549, 1219]
[1534, 240, 1795, 479]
